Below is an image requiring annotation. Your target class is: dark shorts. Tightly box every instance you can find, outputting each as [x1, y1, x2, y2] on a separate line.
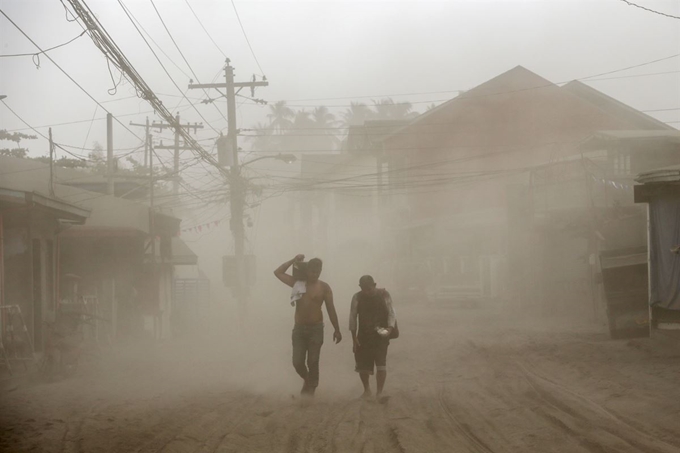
[292, 323, 324, 388]
[354, 336, 389, 375]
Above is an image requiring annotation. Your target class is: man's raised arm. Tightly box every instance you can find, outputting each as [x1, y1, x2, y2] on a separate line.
[274, 254, 303, 288]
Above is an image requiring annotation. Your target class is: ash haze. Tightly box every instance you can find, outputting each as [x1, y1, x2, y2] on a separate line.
[1, 1, 680, 452]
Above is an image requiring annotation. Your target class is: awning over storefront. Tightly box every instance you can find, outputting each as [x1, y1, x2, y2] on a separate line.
[144, 237, 198, 265]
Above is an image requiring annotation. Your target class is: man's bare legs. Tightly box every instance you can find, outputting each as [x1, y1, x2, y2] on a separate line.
[359, 372, 372, 399]
[376, 369, 387, 397]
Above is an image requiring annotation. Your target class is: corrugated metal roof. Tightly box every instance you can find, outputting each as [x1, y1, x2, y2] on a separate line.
[592, 130, 680, 141]
[0, 156, 179, 233]
[636, 165, 680, 184]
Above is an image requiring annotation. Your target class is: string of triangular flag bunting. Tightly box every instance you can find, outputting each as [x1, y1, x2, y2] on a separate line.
[180, 219, 223, 235]
[590, 175, 634, 192]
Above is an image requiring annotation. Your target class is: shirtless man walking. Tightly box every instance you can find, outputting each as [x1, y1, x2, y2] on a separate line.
[274, 255, 342, 396]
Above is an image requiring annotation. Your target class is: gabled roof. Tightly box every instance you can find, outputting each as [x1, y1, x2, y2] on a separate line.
[580, 130, 680, 151]
[383, 66, 672, 145]
[383, 65, 558, 140]
[561, 80, 673, 131]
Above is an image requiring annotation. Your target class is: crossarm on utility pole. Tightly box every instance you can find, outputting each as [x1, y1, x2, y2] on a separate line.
[188, 81, 269, 90]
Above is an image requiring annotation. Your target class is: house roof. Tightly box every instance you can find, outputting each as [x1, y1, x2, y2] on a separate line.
[589, 130, 680, 141]
[0, 187, 90, 221]
[0, 156, 178, 234]
[580, 130, 680, 151]
[383, 66, 671, 145]
[561, 81, 673, 131]
[636, 164, 680, 184]
[383, 65, 559, 141]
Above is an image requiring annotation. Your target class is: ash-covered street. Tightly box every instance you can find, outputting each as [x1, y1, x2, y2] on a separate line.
[2, 302, 679, 453]
[3, 1, 680, 451]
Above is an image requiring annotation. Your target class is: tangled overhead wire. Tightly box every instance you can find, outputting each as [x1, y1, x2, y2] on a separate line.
[0, 29, 87, 70]
[63, 0, 229, 180]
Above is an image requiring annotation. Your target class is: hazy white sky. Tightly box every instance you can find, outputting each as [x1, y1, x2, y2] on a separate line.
[1, 0, 679, 162]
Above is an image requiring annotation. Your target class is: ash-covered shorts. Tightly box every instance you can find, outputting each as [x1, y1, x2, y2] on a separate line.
[354, 337, 389, 375]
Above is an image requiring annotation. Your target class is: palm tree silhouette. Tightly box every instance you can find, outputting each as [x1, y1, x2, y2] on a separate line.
[311, 106, 339, 151]
[371, 98, 416, 120]
[341, 102, 371, 128]
[246, 121, 276, 152]
[267, 101, 294, 132]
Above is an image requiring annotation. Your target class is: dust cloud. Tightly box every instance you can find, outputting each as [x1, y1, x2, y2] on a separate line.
[2, 0, 680, 452]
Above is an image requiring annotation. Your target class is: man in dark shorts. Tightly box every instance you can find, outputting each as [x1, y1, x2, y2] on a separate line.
[274, 254, 342, 397]
[349, 275, 396, 400]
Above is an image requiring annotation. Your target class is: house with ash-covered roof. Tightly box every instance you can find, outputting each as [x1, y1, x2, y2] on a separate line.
[378, 65, 677, 321]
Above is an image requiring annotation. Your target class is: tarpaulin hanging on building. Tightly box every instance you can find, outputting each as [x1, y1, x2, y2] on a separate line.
[649, 197, 680, 310]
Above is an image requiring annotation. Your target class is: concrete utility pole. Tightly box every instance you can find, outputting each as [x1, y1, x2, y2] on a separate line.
[155, 140, 198, 195]
[107, 113, 114, 196]
[188, 59, 268, 314]
[48, 128, 55, 197]
[149, 135, 155, 261]
[128, 117, 151, 168]
[131, 115, 203, 194]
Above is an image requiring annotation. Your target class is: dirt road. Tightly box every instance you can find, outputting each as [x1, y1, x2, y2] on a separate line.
[2, 302, 679, 452]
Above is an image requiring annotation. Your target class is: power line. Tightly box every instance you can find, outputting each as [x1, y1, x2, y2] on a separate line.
[237, 63, 680, 107]
[240, 103, 680, 136]
[197, 67, 680, 107]
[183, 0, 227, 59]
[116, 0, 221, 134]
[618, 0, 680, 20]
[643, 107, 680, 112]
[225, 68, 680, 111]
[0, 8, 144, 142]
[579, 54, 680, 81]
[148, 0, 228, 124]
[4, 63, 677, 136]
[80, 105, 99, 152]
[3, 102, 199, 133]
[0, 29, 86, 57]
[117, 1, 192, 80]
[230, 0, 265, 76]
[1, 99, 90, 161]
[584, 69, 680, 82]
[65, 0, 230, 182]
[99, 92, 203, 104]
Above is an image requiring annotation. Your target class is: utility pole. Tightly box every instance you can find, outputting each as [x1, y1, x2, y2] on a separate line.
[128, 117, 151, 168]
[48, 128, 55, 197]
[131, 115, 203, 195]
[145, 116, 149, 169]
[107, 113, 114, 196]
[188, 59, 268, 315]
[155, 140, 197, 195]
[149, 135, 155, 261]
